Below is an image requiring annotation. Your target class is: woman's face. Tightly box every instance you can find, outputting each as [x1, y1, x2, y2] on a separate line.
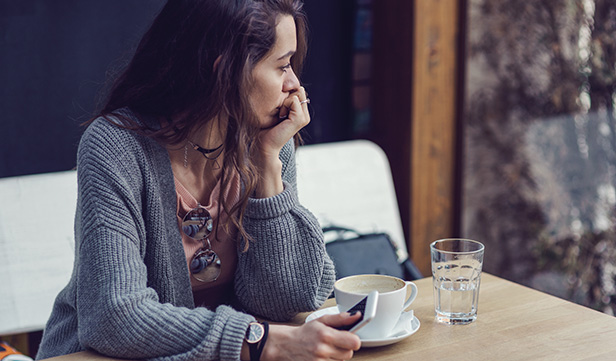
[249, 15, 301, 128]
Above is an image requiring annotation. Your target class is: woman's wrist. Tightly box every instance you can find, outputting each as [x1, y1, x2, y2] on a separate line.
[254, 156, 283, 198]
[240, 341, 251, 361]
[259, 324, 292, 361]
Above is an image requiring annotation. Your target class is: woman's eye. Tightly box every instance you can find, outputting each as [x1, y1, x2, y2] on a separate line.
[281, 63, 292, 73]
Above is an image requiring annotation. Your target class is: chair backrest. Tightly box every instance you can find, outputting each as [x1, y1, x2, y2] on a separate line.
[295, 140, 408, 260]
[0, 142, 407, 334]
[0, 170, 77, 335]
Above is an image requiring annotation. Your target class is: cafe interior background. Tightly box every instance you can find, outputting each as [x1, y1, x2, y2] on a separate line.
[1, 0, 615, 356]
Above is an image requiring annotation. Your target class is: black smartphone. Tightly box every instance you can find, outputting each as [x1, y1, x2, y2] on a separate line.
[336, 290, 378, 333]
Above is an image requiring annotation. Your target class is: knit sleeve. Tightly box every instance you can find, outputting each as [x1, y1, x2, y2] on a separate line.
[71, 119, 254, 361]
[234, 140, 336, 321]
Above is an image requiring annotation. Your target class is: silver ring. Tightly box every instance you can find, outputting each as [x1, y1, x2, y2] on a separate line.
[300, 98, 310, 105]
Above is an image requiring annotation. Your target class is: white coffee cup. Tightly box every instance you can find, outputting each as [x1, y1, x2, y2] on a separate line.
[334, 274, 418, 339]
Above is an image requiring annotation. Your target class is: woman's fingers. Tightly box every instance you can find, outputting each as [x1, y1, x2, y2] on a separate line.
[281, 87, 310, 127]
[264, 321, 361, 361]
[316, 312, 362, 330]
[257, 86, 310, 159]
[304, 320, 361, 360]
[314, 313, 362, 351]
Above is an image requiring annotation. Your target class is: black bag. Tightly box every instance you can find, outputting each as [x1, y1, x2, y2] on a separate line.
[323, 226, 422, 281]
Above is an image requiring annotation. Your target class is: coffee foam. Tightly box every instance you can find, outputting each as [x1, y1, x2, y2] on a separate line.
[336, 275, 404, 294]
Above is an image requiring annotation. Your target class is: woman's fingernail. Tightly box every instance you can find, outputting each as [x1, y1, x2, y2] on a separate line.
[349, 311, 358, 316]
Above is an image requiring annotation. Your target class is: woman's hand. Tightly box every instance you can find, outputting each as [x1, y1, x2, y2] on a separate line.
[259, 86, 310, 156]
[253, 86, 310, 198]
[260, 312, 362, 361]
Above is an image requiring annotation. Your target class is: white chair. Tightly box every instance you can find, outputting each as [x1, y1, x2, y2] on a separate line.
[295, 140, 408, 261]
[0, 141, 412, 336]
[0, 170, 77, 335]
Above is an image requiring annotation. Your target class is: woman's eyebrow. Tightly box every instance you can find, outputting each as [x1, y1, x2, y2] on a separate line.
[277, 50, 296, 61]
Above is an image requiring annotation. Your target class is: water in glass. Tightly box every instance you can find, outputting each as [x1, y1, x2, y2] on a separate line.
[432, 260, 482, 324]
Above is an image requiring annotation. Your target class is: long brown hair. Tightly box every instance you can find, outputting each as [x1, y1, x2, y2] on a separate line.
[93, 0, 308, 249]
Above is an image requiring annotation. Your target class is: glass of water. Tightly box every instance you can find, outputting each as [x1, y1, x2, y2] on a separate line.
[430, 238, 485, 325]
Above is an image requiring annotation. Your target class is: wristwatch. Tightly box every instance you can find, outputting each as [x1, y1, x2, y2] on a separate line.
[245, 321, 269, 361]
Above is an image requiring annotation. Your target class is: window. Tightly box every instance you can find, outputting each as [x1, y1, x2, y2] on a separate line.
[463, 0, 616, 315]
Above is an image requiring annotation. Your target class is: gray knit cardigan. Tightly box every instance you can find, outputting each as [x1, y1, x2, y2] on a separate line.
[36, 111, 336, 361]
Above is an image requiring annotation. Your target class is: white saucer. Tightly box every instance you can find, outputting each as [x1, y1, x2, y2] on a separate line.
[305, 306, 420, 348]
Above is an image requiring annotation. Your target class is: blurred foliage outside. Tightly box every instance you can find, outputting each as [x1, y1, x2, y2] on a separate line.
[463, 0, 616, 315]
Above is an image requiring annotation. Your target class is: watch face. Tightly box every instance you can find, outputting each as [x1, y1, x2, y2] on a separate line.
[246, 323, 265, 344]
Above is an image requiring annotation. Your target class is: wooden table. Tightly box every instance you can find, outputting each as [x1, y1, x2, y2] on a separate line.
[301, 273, 616, 360]
[45, 273, 616, 360]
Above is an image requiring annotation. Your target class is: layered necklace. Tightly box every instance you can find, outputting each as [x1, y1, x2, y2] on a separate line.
[184, 140, 224, 168]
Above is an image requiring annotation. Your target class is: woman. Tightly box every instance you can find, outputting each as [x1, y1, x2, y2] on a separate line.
[36, 0, 362, 360]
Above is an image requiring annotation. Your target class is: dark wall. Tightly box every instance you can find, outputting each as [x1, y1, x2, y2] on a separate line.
[0, 0, 354, 178]
[0, 0, 165, 177]
[301, 0, 355, 144]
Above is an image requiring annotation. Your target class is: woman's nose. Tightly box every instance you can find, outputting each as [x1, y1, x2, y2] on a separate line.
[283, 68, 300, 93]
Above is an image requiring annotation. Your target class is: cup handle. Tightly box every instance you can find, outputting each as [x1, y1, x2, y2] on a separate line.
[402, 281, 418, 310]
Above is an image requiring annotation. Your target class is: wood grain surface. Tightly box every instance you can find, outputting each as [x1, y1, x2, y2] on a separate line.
[301, 274, 616, 360]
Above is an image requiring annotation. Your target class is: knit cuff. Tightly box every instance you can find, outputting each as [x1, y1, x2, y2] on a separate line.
[244, 181, 298, 220]
[218, 306, 255, 361]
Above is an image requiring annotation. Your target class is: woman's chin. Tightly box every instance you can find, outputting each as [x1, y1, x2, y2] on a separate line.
[260, 116, 282, 129]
